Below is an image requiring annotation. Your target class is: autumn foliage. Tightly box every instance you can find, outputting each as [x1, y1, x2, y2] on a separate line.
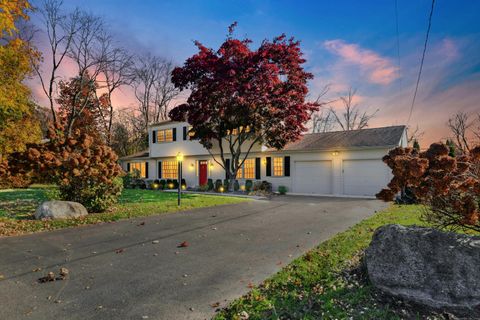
[377, 143, 480, 232]
[2, 121, 123, 212]
[169, 23, 319, 185]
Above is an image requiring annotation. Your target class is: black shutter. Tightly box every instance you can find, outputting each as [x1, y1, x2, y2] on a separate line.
[183, 126, 187, 140]
[266, 157, 272, 176]
[255, 158, 261, 180]
[225, 159, 230, 179]
[158, 161, 162, 179]
[145, 162, 149, 179]
[127, 162, 130, 172]
[284, 156, 290, 177]
[172, 128, 177, 141]
[152, 131, 156, 143]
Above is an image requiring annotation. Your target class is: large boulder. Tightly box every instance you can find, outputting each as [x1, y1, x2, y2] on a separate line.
[35, 201, 88, 220]
[365, 224, 480, 314]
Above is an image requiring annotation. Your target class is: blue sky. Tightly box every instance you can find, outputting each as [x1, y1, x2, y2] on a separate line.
[32, 0, 480, 144]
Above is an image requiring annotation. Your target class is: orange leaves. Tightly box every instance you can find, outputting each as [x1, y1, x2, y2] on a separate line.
[379, 142, 480, 232]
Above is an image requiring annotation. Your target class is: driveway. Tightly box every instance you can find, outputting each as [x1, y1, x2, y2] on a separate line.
[0, 196, 387, 320]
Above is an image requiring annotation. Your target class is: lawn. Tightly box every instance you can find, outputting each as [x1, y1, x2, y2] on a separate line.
[214, 205, 434, 320]
[0, 186, 247, 236]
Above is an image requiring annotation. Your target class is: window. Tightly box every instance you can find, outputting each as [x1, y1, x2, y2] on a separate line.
[243, 159, 255, 179]
[273, 157, 283, 176]
[188, 126, 195, 139]
[162, 160, 178, 179]
[157, 129, 174, 143]
[130, 162, 146, 178]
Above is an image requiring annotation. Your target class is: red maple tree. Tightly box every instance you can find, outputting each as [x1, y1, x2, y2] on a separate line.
[169, 23, 319, 189]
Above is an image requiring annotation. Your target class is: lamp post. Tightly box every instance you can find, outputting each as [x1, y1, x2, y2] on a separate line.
[176, 152, 183, 206]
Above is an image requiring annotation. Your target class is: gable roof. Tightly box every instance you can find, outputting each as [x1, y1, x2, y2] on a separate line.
[273, 125, 406, 152]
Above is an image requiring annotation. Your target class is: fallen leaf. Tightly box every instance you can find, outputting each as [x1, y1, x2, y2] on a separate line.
[247, 282, 254, 289]
[152, 240, 159, 244]
[177, 241, 189, 248]
[115, 248, 124, 254]
[38, 272, 56, 283]
[137, 222, 145, 226]
[59, 267, 69, 278]
[211, 302, 220, 308]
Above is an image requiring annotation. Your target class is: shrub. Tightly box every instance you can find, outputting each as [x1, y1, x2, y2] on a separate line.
[159, 179, 166, 189]
[172, 179, 179, 189]
[198, 184, 209, 192]
[153, 179, 160, 184]
[278, 185, 288, 195]
[223, 179, 229, 188]
[233, 180, 240, 191]
[215, 179, 223, 191]
[166, 179, 174, 189]
[254, 180, 272, 193]
[150, 181, 159, 190]
[207, 178, 214, 191]
[245, 180, 253, 192]
[3, 124, 123, 212]
[378, 143, 480, 232]
[122, 172, 134, 189]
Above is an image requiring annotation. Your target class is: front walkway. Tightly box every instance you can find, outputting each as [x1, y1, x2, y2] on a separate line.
[0, 196, 387, 320]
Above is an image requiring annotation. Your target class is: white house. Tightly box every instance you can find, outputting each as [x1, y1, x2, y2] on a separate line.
[119, 121, 407, 197]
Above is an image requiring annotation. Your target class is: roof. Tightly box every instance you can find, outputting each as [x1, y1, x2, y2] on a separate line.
[148, 120, 176, 127]
[119, 150, 149, 160]
[271, 125, 406, 152]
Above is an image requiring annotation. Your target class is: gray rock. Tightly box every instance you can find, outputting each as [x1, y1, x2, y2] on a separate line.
[366, 224, 480, 314]
[35, 201, 88, 220]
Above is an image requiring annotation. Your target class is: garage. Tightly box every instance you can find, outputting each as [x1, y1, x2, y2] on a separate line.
[342, 159, 391, 196]
[293, 160, 332, 194]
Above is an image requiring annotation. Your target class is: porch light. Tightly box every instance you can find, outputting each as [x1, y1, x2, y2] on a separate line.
[331, 151, 339, 156]
[262, 158, 267, 165]
[189, 163, 195, 169]
[209, 162, 214, 168]
[176, 152, 184, 162]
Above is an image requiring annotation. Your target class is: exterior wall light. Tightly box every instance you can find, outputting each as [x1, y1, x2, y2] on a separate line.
[209, 162, 214, 168]
[331, 151, 339, 156]
[262, 158, 267, 165]
[176, 152, 184, 162]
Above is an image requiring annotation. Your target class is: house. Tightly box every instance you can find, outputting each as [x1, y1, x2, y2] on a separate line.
[119, 121, 407, 197]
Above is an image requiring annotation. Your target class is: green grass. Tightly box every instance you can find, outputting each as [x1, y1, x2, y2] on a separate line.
[0, 187, 247, 236]
[214, 205, 430, 320]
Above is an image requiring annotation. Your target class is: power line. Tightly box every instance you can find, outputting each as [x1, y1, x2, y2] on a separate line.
[407, 0, 435, 124]
[394, 0, 402, 95]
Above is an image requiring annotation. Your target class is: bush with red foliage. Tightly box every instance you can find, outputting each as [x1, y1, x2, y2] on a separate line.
[2, 123, 123, 212]
[378, 143, 480, 232]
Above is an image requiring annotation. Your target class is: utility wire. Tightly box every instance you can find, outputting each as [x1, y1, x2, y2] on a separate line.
[407, 0, 435, 125]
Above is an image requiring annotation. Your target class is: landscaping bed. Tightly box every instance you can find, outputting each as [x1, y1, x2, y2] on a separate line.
[0, 186, 247, 237]
[213, 205, 477, 320]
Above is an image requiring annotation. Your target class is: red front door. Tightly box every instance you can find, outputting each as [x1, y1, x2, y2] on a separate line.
[199, 161, 208, 185]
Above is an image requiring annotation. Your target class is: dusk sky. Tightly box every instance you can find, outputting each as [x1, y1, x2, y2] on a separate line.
[30, 0, 480, 145]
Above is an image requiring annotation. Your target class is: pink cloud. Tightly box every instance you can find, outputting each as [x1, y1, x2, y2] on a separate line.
[324, 39, 399, 85]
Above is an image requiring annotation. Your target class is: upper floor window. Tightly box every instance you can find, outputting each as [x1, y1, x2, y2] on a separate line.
[157, 129, 174, 143]
[273, 157, 284, 176]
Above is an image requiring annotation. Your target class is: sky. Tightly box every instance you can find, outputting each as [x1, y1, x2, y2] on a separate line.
[29, 0, 480, 146]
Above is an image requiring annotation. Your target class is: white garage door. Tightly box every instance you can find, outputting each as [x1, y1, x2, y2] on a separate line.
[293, 161, 332, 194]
[343, 159, 391, 196]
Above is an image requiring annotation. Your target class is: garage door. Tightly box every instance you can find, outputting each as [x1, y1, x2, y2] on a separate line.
[343, 159, 391, 196]
[293, 161, 332, 194]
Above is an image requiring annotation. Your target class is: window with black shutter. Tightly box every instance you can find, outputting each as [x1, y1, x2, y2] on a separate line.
[172, 128, 176, 141]
[145, 162, 149, 178]
[255, 158, 261, 179]
[127, 162, 130, 172]
[266, 157, 272, 176]
[284, 156, 290, 176]
[225, 159, 230, 179]
[152, 130, 156, 143]
[158, 161, 162, 179]
[183, 126, 187, 140]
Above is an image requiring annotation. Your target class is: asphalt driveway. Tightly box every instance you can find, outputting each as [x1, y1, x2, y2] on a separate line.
[0, 196, 387, 320]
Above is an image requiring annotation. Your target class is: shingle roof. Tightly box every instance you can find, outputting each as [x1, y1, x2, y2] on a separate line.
[272, 125, 406, 152]
[119, 150, 150, 160]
